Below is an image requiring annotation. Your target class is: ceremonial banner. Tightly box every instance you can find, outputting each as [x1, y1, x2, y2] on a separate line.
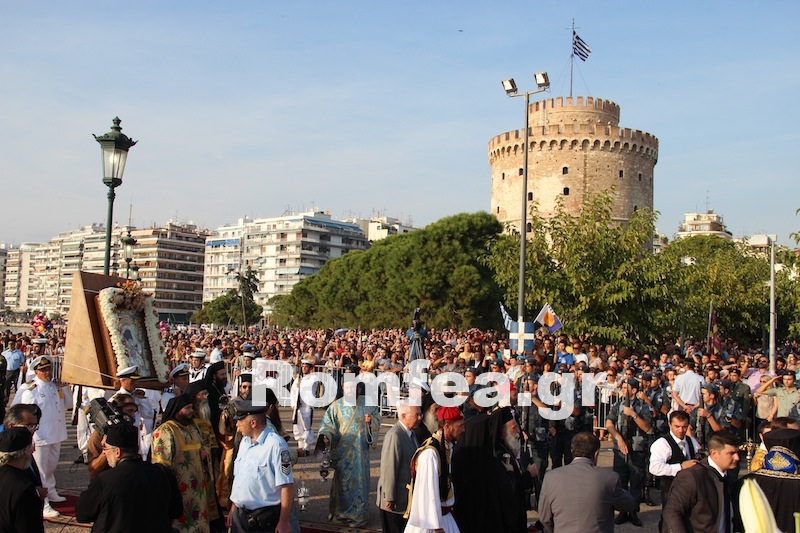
[535, 303, 563, 334]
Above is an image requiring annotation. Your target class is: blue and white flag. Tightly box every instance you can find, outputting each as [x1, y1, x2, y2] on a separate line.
[573, 31, 591, 61]
[499, 302, 536, 354]
[499, 302, 514, 331]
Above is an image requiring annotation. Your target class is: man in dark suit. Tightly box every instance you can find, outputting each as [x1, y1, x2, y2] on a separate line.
[376, 400, 421, 533]
[538, 431, 637, 533]
[76, 424, 183, 532]
[661, 430, 740, 533]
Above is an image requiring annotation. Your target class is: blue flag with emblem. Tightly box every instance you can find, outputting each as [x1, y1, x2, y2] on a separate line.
[499, 302, 536, 353]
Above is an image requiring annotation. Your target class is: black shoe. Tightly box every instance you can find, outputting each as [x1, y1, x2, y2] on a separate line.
[614, 512, 629, 525]
[630, 512, 643, 527]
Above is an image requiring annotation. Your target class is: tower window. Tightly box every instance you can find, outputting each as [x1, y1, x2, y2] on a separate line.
[527, 192, 533, 201]
[496, 206, 500, 214]
[633, 206, 638, 212]
[563, 187, 570, 196]
[502, 172, 505, 180]
[526, 222, 532, 233]
[619, 170, 624, 178]
[638, 173, 642, 181]
[562, 166, 569, 175]
[519, 168, 524, 176]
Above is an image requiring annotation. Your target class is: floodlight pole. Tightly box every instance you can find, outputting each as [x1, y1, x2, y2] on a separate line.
[502, 74, 549, 354]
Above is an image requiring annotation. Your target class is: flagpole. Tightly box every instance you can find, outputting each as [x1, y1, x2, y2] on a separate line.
[569, 19, 575, 98]
[707, 301, 713, 355]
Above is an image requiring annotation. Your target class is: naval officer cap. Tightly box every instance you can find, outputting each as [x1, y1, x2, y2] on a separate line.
[232, 398, 272, 420]
[169, 363, 189, 380]
[0, 427, 33, 452]
[32, 338, 48, 345]
[31, 356, 53, 371]
[189, 350, 206, 359]
[116, 365, 141, 379]
[29, 356, 52, 371]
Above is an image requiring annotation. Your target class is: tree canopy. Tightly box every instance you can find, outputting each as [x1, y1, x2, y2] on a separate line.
[270, 212, 504, 329]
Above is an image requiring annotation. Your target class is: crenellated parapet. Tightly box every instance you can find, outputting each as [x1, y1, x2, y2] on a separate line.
[488, 96, 657, 232]
[487, 121, 659, 165]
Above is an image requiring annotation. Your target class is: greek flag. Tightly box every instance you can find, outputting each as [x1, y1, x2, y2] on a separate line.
[573, 31, 591, 61]
[499, 302, 536, 353]
[499, 302, 514, 331]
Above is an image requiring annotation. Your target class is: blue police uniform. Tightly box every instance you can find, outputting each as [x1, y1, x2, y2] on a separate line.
[230, 422, 293, 532]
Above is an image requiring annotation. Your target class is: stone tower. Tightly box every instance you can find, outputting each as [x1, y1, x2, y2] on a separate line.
[488, 96, 658, 232]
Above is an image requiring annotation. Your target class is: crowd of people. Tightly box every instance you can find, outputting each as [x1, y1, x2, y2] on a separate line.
[0, 324, 799, 531]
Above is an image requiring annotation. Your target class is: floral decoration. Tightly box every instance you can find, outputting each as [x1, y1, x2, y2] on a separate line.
[98, 280, 169, 382]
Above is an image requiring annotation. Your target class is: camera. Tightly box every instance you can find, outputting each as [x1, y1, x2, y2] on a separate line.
[85, 398, 134, 435]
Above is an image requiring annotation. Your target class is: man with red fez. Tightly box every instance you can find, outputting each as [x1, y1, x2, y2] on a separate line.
[404, 406, 465, 533]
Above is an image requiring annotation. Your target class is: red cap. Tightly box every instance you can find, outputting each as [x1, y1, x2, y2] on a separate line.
[436, 406, 464, 422]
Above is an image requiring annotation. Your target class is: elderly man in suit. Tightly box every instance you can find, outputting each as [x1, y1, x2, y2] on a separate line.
[661, 430, 740, 533]
[538, 432, 637, 533]
[377, 400, 421, 533]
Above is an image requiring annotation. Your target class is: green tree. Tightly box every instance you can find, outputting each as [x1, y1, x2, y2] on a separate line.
[195, 266, 263, 328]
[271, 212, 503, 329]
[484, 190, 662, 346]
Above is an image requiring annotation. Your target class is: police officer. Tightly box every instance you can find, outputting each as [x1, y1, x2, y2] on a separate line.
[641, 371, 668, 506]
[696, 382, 725, 447]
[718, 379, 744, 435]
[605, 377, 652, 526]
[518, 374, 550, 506]
[229, 394, 294, 533]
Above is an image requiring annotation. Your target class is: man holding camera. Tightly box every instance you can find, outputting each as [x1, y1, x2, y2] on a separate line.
[86, 394, 139, 479]
[76, 424, 183, 532]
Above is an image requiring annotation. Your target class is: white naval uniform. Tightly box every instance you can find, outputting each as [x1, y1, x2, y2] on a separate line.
[113, 386, 160, 459]
[74, 386, 113, 460]
[189, 364, 208, 383]
[404, 445, 459, 533]
[290, 374, 317, 452]
[14, 377, 68, 500]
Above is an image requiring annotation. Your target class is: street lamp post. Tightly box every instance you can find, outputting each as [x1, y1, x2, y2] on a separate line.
[94, 117, 137, 276]
[751, 234, 778, 373]
[501, 72, 550, 353]
[131, 263, 141, 283]
[121, 229, 137, 279]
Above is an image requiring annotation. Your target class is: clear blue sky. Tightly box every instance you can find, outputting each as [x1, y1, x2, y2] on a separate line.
[2, 1, 798, 246]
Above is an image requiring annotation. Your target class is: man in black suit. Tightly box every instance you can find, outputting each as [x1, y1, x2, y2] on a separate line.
[76, 424, 183, 532]
[376, 400, 421, 533]
[661, 431, 740, 533]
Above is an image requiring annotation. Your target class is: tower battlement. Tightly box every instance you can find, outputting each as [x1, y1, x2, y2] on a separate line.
[488, 96, 657, 232]
[528, 96, 620, 128]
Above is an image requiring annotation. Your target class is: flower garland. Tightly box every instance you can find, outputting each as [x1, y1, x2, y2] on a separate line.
[98, 280, 170, 382]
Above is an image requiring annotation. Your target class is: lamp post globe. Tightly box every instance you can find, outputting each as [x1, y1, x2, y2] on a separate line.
[94, 117, 137, 275]
[121, 230, 137, 279]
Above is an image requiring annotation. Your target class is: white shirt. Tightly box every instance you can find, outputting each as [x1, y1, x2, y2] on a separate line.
[673, 369, 702, 405]
[649, 432, 700, 477]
